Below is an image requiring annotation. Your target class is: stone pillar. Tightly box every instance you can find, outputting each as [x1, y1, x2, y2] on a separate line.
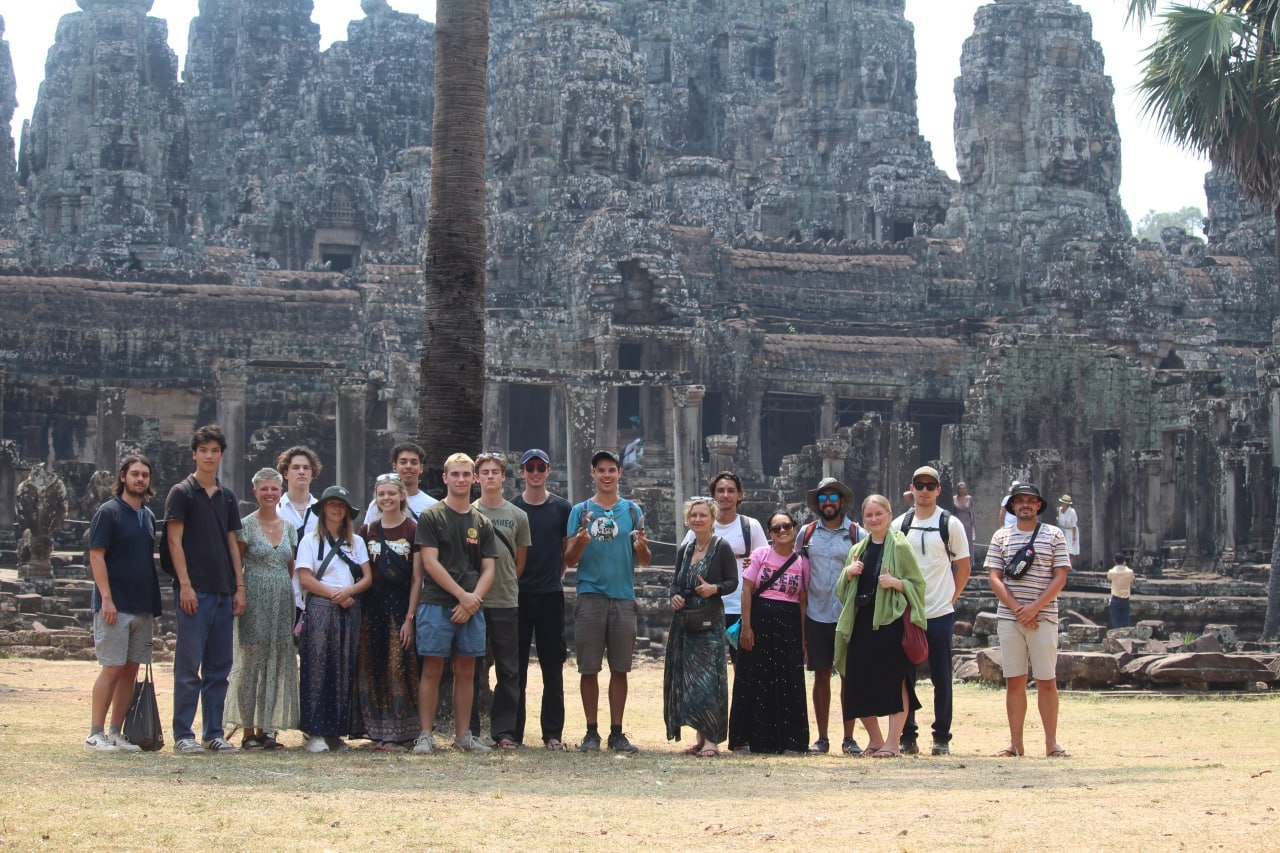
[482, 382, 504, 453]
[817, 438, 847, 481]
[819, 393, 838, 439]
[1220, 450, 1244, 562]
[381, 387, 400, 433]
[549, 386, 567, 464]
[886, 422, 919, 499]
[564, 382, 605, 504]
[670, 386, 705, 536]
[95, 386, 127, 470]
[745, 389, 764, 477]
[705, 434, 739, 477]
[335, 377, 369, 496]
[1090, 429, 1123, 569]
[0, 441, 17, 530]
[214, 360, 247, 498]
[1136, 449, 1163, 558]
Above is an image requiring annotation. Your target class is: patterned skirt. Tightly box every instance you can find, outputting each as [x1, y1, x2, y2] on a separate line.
[299, 597, 361, 738]
[225, 563, 299, 731]
[353, 578, 420, 744]
[663, 605, 729, 744]
[728, 598, 808, 754]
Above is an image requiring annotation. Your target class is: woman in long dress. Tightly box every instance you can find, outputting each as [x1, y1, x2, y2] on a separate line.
[226, 467, 299, 749]
[953, 482, 975, 543]
[834, 494, 927, 757]
[663, 496, 737, 756]
[297, 485, 373, 753]
[354, 473, 421, 750]
[727, 510, 810, 755]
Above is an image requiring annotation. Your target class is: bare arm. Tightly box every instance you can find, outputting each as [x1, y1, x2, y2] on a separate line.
[515, 546, 528, 577]
[950, 556, 972, 603]
[229, 531, 246, 617]
[88, 548, 116, 625]
[167, 519, 198, 615]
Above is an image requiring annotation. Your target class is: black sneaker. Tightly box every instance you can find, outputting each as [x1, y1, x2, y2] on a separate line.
[607, 732, 639, 753]
[841, 737, 862, 756]
[577, 730, 602, 752]
[931, 742, 950, 756]
[900, 740, 919, 755]
[807, 737, 830, 754]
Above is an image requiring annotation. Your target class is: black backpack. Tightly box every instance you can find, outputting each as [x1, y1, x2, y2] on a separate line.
[898, 509, 954, 559]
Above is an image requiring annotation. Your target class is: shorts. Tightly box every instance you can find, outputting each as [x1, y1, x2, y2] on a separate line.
[804, 616, 837, 672]
[573, 594, 637, 675]
[93, 611, 154, 667]
[416, 603, 488, 658]
[997, 618, 1059, 681]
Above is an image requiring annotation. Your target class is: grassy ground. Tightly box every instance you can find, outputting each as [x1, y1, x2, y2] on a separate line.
[0, 657, 1277, 851]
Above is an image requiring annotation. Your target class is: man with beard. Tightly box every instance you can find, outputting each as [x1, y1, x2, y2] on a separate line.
[797, 477, 863, 755]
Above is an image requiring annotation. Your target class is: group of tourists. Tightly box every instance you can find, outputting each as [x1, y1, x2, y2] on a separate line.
[85, 425, 1070, 759]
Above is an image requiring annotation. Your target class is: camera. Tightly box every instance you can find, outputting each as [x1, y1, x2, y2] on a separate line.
[855, 592, 875, 608]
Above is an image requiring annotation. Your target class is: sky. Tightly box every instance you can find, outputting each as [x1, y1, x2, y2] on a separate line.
[2, 0, 1207, 227]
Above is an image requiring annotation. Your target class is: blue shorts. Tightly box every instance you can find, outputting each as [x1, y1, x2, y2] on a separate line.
[416, 603, 487, 658]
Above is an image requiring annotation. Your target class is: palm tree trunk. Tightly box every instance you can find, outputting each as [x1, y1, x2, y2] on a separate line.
[417, 0, 490, 489]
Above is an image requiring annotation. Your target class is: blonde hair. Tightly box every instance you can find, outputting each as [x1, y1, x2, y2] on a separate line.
[862, 494, 893, 516]
[443, 452, 476, 473]
[373, 473, 409, 514]
[682, 496, 717, 526]
[252, 467, 283, 487]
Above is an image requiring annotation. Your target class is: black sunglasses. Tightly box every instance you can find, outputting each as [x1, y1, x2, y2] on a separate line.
[912, 481, 940, 491]
[522, 462, 548, 472]
[770, 522, 795, 533]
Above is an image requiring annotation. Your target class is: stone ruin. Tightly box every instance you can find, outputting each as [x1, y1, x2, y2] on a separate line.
[0, 1, 1278, 676]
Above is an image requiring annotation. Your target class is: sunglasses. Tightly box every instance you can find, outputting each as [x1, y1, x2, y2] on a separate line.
[912, 481, 940, 491]
[375, 473, 403, 485]
[476, 452, 506, 462]
[522, 462, 548, 473]
[816, 493, 841, 504]
[770, 522, 795, 533]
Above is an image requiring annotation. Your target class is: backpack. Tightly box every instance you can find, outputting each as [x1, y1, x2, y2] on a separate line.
[292, 503, 315, 559]
[898, 509, 955, 559]
[797, 519, 862, 559]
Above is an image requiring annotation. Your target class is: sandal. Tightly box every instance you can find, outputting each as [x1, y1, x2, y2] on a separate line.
[241, 734, 266, 750]
[372, 741, 407, 752]
[544, 738, 567, 751]
[682, 743, 704, 755]
[871, 748, 901, 758]
[1047, 746, 1071, 758]
[861, 744, 885, 757]
[698, 746, 719, 758]
[260, 736, 283, 751]
[993, 747, 1024, 757]
[495, 737, 519, 750]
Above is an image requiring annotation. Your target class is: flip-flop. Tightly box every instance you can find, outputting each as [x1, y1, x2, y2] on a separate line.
[1047, 746, 1071, 758]
[544, 739, 567, 751]
[870, 749, 901, 758]
[682, 743, 704, 755]
[698, 746, 719, 757]
[993, 747, 1024, 757]
[495, 737, 519, 750]
[861, 745, 885, 757]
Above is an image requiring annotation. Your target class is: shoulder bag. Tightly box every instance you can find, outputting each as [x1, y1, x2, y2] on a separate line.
[726, 550, 800, 647]
[121, 663, 164, 751]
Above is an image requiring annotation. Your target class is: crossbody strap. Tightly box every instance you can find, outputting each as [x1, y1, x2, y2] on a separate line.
[755, 552, 800, 597]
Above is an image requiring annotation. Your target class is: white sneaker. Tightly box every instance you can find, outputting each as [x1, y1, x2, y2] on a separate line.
[106, 732, 142, 752]
[306, 736, 329, 753]
[452, 733, 492, 753]
[203, 737, 241, 754]
[173, 738, 204, 754]
[84, 732, 119, 753]
[412, 733, 436, 754]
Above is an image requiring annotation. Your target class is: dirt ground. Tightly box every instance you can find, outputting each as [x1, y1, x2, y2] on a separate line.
[0, 656, 1277, 852]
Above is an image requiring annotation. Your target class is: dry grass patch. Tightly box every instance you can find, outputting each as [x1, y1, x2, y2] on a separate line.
[0, 658, 1277, 851]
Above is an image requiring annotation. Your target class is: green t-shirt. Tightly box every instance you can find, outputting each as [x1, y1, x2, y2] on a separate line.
[472, 499, 532, 609]
[415, 502, 498, 607]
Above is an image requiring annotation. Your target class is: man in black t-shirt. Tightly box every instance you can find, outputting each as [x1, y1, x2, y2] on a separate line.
[165, 424, 245, 754]
[512, 449, 573, 749]
[85, 454, 164, 753]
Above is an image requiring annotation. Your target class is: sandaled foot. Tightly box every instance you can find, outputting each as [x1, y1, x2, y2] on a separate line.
[495, 737, 519, 750]
[871, 748, 901, 758]
[241, 734, 266, 750]
[861, 743, 885, 757]
[993, 747, 1024, 757]
[544, 738, 567, 751]
[682, 743, 704, 755]
[698, 746, 719, 757]
[1047, 746, 1071, 758]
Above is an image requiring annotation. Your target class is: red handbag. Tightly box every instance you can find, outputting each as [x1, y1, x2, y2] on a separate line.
[902, 604, 929, 665]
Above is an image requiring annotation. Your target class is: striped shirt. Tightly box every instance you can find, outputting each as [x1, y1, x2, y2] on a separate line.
[984, 522, 1070, 623]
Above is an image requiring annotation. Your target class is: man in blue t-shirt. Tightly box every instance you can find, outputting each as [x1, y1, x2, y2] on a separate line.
[84, 454, 164, 753]
[564, 450, 650, 753]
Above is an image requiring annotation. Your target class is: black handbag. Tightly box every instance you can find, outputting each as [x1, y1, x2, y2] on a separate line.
[122, 663, 164, 751]
[376, 523, 413, 585]
[673, 538, 723, 632]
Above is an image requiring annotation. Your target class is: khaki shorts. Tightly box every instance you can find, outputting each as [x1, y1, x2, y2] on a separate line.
[997, 618, 1058, 681]
[93, 611, 154, 667]
[574, 594, 637, 675]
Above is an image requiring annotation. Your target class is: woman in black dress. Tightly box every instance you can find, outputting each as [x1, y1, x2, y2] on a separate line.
[664, 496, 738, 756]
[834, 494, 927, 757]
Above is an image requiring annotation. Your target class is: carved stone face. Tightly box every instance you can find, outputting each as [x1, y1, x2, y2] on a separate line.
[860, 57, 898, 107]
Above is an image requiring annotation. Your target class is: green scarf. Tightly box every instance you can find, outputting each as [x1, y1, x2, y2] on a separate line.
[833, 530, 927, 678]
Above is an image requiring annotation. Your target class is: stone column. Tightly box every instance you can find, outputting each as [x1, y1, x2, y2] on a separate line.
[0, 441, 17, 530]
[1219, 450, 1244, 562]
[564, 382, 605, 504]
[817, 438, 848, 481]
[549, 386, 567, 464]
[1090, 429, 1123, 569]
[745, 389, 764, 477]
[335, 377, 369, 496]
[214, 360, 248, 498]
[482, 382, 504, 453]
[95, 387, 127, 471]
[705, 434, 739, 477]
[819, 393, 838, 439]
[1135, 449, 1164, 559]
[670, 386, 705, 535]
[886, 422, 919, 499]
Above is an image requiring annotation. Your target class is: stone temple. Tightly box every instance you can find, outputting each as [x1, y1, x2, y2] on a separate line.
[0, 0, 1277, 635]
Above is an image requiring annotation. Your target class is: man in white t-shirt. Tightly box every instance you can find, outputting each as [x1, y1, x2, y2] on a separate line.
[679, 472, 767, 664]
[363, 441, 438, 526]
[276, 445, 321, 612]
[892, 466, 971, 756]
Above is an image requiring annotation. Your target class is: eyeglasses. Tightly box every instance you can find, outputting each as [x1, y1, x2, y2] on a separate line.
[816, 493, 841, 504]
[912, 481, 940, 491]
[770, 522, 795, 533]
[522, 462, 548, 473]
[375, 473, 403, 485]
[476, 452, 505, 462]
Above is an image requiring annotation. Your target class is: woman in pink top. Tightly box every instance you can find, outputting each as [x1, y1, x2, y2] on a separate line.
[727, 510, 810, 754]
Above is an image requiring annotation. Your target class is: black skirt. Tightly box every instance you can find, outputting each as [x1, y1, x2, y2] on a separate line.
[841, 607, 921, 720]
[728, 598, 809, 754]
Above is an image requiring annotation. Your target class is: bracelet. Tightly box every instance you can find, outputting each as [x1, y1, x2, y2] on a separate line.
[405, 612, 415, 620]
[236, 584, 246, 589]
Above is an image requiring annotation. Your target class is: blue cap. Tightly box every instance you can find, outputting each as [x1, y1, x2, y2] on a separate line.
[519, 449, 551, 466]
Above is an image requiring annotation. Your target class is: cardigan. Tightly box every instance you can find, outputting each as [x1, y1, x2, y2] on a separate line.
[833, 530, 927, 678]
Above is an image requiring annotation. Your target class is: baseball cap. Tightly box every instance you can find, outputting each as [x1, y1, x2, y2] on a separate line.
[519, 449, 551, 466]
